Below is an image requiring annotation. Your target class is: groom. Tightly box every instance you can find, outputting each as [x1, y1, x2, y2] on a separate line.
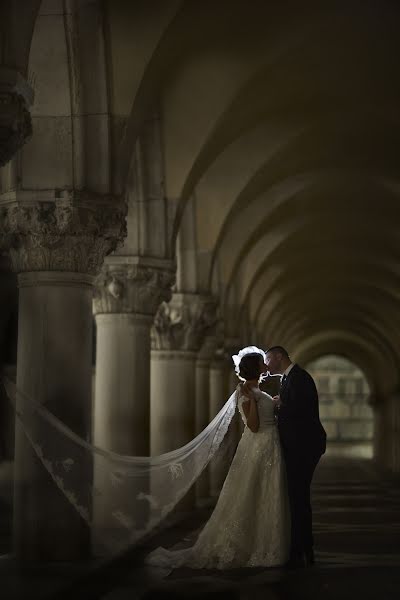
[265, 346, 326, 568]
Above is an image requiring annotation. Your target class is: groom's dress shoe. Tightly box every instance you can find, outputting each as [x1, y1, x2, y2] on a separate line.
[285, 550, 315, 570]
[304, 549, 315, 566]
[284, 555, 306, 570]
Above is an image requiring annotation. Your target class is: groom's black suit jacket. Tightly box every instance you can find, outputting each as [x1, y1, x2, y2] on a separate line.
[277, 364, 326, 457]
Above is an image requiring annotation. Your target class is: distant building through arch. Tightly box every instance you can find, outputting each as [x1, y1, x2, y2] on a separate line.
[306, 355, 373, 458]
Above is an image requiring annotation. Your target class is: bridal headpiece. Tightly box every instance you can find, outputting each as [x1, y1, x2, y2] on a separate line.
[232, 345, 266, 380]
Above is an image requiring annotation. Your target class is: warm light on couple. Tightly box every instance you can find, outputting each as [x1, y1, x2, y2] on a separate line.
[146, 345, 327, 571]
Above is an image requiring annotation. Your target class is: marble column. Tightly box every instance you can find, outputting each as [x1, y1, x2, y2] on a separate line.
[0, 67, 33, 166]
[229, 368, 244, 445]
[92, 257, 174, 549]
[93, 258, 175, 455]
[225, 338, 243, 446]
[0, 256, 17, 461]
[209, 356, 230, 498]
[195, 335, 217, 506]
[383, 394, 400, 472]
[372, 395, 389, 470]
[0, 69, 32, 464]
[151, 293, 217, 512]
[0, 191, 126, 560]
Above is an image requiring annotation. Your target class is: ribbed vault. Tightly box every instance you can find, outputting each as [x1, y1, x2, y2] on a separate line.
[107, 0, 400, 398]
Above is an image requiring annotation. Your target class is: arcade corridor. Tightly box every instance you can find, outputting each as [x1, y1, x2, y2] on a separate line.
[1, 1, 400, 597]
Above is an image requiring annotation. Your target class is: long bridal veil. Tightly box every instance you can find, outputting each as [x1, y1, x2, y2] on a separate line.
[2, 377, 238, 556]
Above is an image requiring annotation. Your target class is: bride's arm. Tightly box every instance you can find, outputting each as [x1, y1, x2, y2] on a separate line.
[241, 395, 260, 433]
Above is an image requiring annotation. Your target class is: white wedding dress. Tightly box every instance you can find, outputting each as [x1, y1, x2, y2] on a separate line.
[146, 387, 290, 570]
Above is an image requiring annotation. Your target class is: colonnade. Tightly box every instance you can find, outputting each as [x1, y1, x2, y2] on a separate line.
[0, 231, 242, 558]
[91, 283, 243, 551]
[373, 395, 400, 472]
[0, 62, 243, 560]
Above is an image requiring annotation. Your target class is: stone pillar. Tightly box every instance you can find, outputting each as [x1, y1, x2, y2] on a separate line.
[151, 294, 217, 511]
[225, 338, 243, 446]
[0, 257, 17, 461]
[229, 368, 243, 445]
[0, 67, 33, 166]
[372, 397, 388, 470]
[383, 394, 400, 472]
[195, 335, 217, 506]
[0, 191, 126, 560]
[209, 356, 230, 498]
[92, 257, 174, 549]
[93, 258, 175, 455]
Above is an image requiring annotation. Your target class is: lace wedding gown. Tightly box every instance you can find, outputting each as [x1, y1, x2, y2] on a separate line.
[146, 387, 290, 570]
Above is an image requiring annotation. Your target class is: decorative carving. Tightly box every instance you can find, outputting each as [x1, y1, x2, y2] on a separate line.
[151, 293, 218, 352]
[0, 70, 33, 166]
[0, 191, 127, 274]
[93, 259, 176, 317]
[198, 334, 219, 361]
[107, 278, 124, 299]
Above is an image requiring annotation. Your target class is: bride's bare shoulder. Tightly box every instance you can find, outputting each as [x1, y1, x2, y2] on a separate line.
[257, 390, 274, 402]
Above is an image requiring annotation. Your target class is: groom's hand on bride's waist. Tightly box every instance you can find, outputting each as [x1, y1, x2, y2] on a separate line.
[272, 395, 282, 408]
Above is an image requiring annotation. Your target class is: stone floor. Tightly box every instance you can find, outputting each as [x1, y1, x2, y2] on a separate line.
[2, 455, 400, 599]
[98, 456, 400, 600]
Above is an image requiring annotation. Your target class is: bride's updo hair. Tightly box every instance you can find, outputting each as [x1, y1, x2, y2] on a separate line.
[238, 352, 264, 381]
[232, 346, 266, 382]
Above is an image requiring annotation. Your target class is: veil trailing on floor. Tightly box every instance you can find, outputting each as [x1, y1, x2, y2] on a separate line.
[2, 377, 239, 556]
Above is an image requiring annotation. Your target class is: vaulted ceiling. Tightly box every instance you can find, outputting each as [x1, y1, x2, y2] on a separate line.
[105, 0, 400, 396]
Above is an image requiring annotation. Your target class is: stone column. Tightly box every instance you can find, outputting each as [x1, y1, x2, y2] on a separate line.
[383, 394, 400, 472]
[0, 256, 17, 461]
[92, 257, 174, 548]
[229, 368, 244, 445]
[0, 191, 126, 561]
[225, 338, 243, 446]
[195, 335, 217, 506]
[0, 67, 33, 166]
[209, 356, 231, 498]
[93, 257, 175, 455]
[372, 396, 387, 470]
[151, 294, 217, 511]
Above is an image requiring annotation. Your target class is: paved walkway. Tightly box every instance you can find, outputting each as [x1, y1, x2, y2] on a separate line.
[1, 456, 400, 599]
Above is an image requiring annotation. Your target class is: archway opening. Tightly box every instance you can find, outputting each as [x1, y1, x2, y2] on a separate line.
[306, 354, 373, 459]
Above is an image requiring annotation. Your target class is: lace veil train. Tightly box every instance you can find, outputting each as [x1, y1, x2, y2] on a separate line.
[2, 377, 238, 556]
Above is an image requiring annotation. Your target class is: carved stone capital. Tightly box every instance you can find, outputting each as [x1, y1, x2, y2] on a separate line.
[198, 335, 219, 362]
[0, 190, 127, 274]
[93, 257, 176, 317]
[0, 69, 33, 166]
[151, 293, 218, 352]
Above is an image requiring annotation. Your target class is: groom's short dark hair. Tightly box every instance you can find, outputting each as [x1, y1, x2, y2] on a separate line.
[266, 346, 290, 358]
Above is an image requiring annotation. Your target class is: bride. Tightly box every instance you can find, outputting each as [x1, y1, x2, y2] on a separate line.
[146, 346, 290, 570]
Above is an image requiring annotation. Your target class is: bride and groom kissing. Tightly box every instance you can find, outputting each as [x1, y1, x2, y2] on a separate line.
[146, 345, 327, 571]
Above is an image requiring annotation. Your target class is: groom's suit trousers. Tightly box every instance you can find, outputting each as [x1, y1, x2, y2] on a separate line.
[283, 449, 321, 556]
[277, 364, 326, 558]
